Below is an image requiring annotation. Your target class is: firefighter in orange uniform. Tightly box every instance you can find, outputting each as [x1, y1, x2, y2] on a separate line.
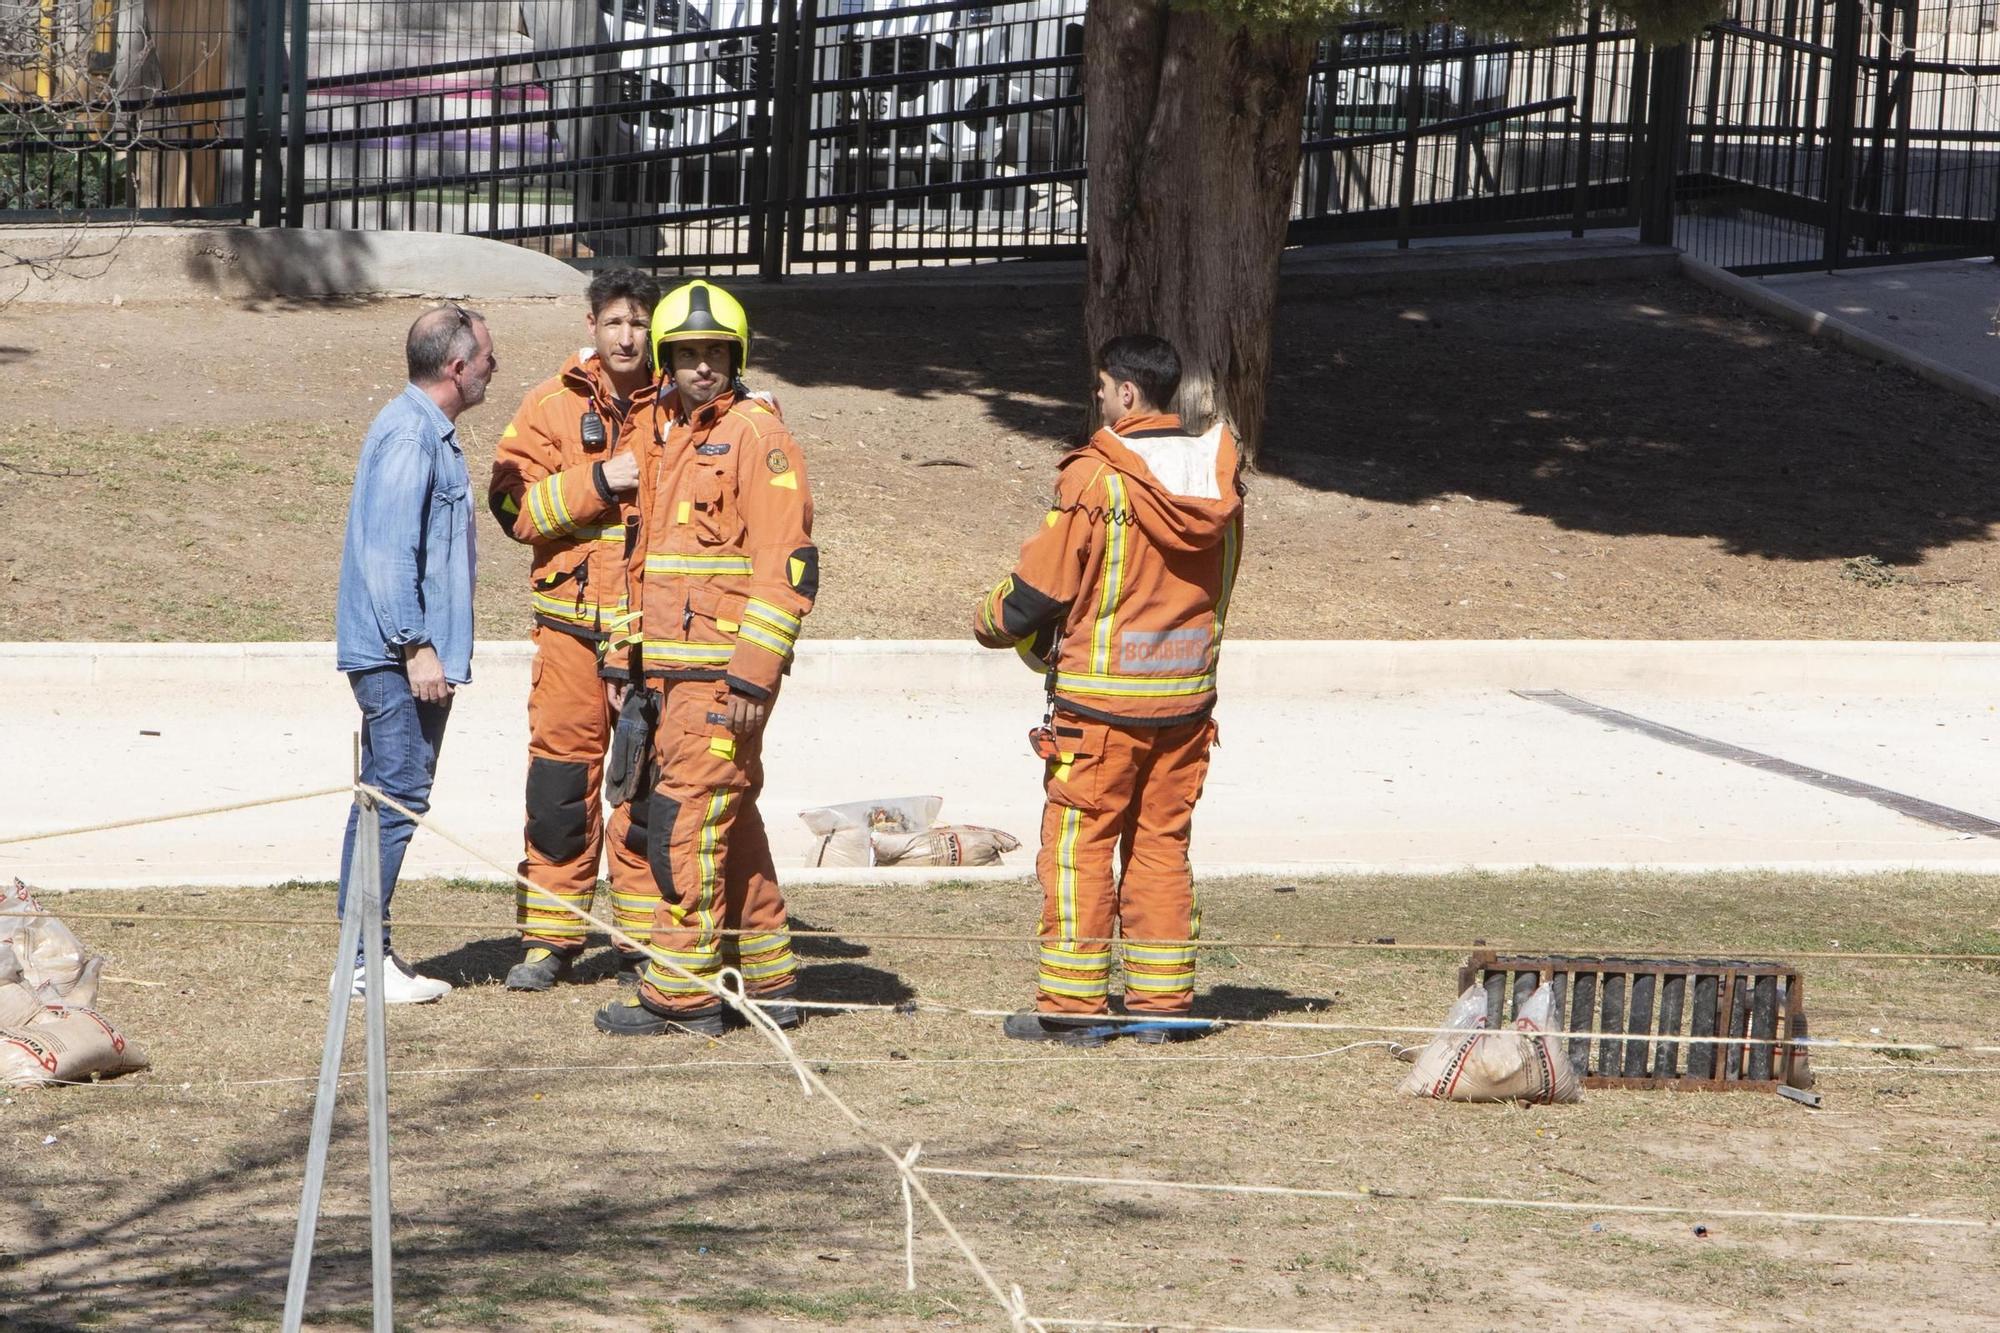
[975, 335, 1243, 1045]
[595, 280, 816, 1037]
[488, 269, 664, 989]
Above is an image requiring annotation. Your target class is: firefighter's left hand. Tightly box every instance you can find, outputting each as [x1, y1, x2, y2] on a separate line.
[724, 691, 769, 739]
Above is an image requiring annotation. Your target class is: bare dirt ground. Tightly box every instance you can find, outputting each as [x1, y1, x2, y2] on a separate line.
[2, 871, 1996, 1331]
[1, 271, 1995, 642]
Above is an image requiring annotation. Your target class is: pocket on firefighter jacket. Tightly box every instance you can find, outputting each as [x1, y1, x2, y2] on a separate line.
[1041, 718, 1107, 813]
[663, 684, 753, 791]
[687, 466, 738, 547]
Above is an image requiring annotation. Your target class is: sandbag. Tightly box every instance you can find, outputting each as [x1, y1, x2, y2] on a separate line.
[871, 825, 1022, 867]
[1, 878, 99, 1005]
[799, 797, 943, 868]
[0, 978, 43, 1029]
[0, 1005, 150, 1087]
[1398, 983, 1581, 1105]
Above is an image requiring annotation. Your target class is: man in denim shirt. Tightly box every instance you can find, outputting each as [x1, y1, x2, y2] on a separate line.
[334, 305, 497, 1003]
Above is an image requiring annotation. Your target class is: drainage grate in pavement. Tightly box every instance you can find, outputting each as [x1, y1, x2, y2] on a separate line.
[1514, 689, 2000, 840]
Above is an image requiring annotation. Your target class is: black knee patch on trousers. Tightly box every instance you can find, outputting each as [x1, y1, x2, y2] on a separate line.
[623, 791, 651, 855]
[525, 756, 590, 861]
[645, 791, 682, 896]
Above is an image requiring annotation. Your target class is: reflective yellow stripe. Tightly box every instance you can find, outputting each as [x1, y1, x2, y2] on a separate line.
[644, 553, 754, 576]
[1120, 942, 1197, 963]
[1035, 971, 1111, 998]
[1215, 517, 1241, 640]
[1039, 944, 1112, 969]
[1123, 972, 1196, 993]
[1053, 669, 1218, 698]
[694, 791, 732, 947]
[532, 592, 624, 623]
[736, 623, 794, 659]
[1056, 806, 1080, 956]
[526, 475, 574, 538]
[641, 642, 734, 664]
[580, 523, 627, 543]
[1089, 474, 1128, 674]
[744, 598, 801, 635]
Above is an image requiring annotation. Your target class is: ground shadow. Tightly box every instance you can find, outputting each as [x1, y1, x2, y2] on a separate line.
[1256, 279, 2000, 564]
[1201, 983, 1335, 1020]
[759, 266, 2000, 565]
[800, 960, 917, 1008]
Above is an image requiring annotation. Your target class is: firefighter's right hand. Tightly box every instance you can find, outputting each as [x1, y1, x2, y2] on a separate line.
[600, 450, 640, 493]
[605, 680, 629, 711]
[404, 643, 453, 704]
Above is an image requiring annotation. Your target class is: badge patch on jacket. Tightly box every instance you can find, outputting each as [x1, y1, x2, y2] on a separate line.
[765, 448, 791, 474]
[696, 442, 731, 456]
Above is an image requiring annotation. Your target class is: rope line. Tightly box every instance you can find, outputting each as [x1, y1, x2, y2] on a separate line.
[1029, 1319, 1341, 1333]
[354, 784, 1035, 1333]
[32, 909, 2000, 965]
[0, 786, 351, 846]
[914, 1165, 1999, 1231]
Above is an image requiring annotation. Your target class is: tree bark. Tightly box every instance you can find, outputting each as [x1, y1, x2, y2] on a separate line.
[1083, 0, 1314, 462]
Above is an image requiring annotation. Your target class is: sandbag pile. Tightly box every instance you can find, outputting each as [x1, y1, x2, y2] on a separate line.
[1397, 982, 1581, 1105]
[800, 797, 1020, 868]
[0, 879, 149, 1088]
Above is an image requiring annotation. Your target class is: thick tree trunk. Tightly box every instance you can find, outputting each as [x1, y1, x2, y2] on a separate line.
[1083, 0, 1314, 462]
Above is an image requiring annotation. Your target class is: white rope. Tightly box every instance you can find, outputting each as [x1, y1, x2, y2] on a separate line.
[0, 785, 349, 846]
[358, 784, 1034, 1332]
[899, 1142, 923, 1292]
[1029, 1319, 1341, 1333]
[915, 1165, 1998, 1231]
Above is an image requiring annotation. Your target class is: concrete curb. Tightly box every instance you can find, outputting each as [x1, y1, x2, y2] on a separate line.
[1678, 253, 2000, 417]
[2, 639, 1994, 696]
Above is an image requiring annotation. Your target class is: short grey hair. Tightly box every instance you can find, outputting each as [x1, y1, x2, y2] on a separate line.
[406, 304, 486, 383]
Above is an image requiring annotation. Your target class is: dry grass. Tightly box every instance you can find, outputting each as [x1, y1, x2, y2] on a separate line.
[2, 871, 1997, 1331]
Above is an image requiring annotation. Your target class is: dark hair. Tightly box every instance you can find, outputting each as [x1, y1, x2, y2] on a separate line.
[406, 304, 485, 383]
[586, 267, 662, 316]
[1095, 334, 1181, 411]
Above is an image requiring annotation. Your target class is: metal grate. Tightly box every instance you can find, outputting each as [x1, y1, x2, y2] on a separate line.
[1458, 950, 1815, 1092]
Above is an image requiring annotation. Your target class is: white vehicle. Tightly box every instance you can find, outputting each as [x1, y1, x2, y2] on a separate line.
[598, 0, 1085, 215]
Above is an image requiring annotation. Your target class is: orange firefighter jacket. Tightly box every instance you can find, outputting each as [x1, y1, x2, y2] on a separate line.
[976, 411, 1244, 726]
[620, 386, 817, 698]
[489, 351, 660, 641]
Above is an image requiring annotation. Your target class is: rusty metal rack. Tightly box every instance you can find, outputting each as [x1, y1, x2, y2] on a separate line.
[1457, 951, 1813, 1092]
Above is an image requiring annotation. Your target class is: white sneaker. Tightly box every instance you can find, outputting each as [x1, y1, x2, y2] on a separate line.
[349, 953, 452, 1005]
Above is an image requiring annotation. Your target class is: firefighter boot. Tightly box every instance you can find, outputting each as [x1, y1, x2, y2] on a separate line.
[504, 946, 574, 992]
[594, 992, 725, 1038]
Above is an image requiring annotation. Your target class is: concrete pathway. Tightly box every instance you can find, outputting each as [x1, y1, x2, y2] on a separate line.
[1760, 258, 2000, 394]
[3, 642, 1997, 888]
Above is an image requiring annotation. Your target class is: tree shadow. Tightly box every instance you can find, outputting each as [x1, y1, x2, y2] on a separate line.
[760, 264, 2000, 565]
[1256, 280, 2000, 564]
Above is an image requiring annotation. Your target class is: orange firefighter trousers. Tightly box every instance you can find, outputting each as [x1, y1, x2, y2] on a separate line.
[1034, 710, 1216, 1015]
[635, 678, 797, 1016]
[519, 626, 658, 954]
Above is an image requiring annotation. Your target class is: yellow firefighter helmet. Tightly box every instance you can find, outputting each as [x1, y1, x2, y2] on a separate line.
[651, 279, 751, 372]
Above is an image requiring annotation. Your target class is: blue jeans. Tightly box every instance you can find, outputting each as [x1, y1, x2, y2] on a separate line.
[339, 665, 452, 961]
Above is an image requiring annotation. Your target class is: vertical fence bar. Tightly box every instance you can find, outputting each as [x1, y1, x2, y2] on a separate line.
[1824, 0, 1861, 266]
[283, 0, 306, 226]
[1396, 29, 1423, 249]
[1638, 41, 1689, 246]
[258, 0, 284, 226]
[243, 0, 264, 217]
[1572, 5, 1603, 235]
[761, 0, 801, 280]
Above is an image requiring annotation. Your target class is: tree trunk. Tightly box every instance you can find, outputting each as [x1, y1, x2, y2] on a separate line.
[1083, 0, 1314, 463]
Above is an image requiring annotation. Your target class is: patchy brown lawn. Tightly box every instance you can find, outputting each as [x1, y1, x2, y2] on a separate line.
[1, 271, 1996, 643]
[2, 871, 1996, 1330]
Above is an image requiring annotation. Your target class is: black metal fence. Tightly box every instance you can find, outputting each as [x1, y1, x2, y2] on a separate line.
[3, 0, 1993, 275]
[1673, 0, 2000, 272]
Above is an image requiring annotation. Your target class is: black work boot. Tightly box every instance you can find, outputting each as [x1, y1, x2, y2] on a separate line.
[594, 993, 725, 1038]
[504, 947, 574, 992]
[1001, 1011, 1110, 1047]
[614, 953, 648, 986]
[754, 985, 803, 1030]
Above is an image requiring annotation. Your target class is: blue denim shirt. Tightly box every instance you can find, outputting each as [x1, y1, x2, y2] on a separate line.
[335, 384, 477, 683]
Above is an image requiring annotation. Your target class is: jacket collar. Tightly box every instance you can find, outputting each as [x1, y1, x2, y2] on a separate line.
[1108, 410, 1184, 437]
